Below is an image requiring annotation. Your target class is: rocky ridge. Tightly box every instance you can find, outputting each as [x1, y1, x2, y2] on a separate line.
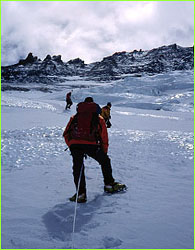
[1, 44, 194, 87]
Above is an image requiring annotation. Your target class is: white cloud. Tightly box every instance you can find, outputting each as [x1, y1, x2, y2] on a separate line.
[1, 1, 194, 66]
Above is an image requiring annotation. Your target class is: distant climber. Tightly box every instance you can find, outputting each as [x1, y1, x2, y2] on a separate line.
[65, 91, 73, 110]
[101, 102, 112, 128]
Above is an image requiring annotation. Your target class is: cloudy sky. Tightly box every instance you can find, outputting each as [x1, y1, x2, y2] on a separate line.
[1, 1, 194, 66]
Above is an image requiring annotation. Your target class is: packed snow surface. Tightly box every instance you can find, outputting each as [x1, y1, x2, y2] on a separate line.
[1, 70, 194, 249]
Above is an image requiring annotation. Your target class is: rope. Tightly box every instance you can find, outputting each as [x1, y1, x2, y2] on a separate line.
[72, 162, 84, 249]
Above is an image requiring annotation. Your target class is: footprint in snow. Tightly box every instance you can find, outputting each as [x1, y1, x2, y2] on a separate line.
[103, 236, 123, 248]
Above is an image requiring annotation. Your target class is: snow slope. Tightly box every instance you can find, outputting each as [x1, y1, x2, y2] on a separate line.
[1, 70, 194, 249]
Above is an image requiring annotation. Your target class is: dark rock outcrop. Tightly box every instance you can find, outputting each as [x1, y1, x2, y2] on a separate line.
[18, 52, 38, 65]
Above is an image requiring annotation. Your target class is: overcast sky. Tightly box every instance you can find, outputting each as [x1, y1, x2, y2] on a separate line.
[1, 1, 194, 66]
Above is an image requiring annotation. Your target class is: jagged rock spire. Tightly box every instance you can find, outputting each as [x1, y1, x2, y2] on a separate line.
[19, 53, 38, 65]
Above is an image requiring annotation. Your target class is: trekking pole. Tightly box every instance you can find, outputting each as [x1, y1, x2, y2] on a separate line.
[72, 162, 84, 249]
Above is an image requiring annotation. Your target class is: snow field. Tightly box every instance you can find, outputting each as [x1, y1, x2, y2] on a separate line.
[1, 70, 194, 249]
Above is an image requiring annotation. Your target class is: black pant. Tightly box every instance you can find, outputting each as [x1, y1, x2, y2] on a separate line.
[106, 119, 112, 128]
[70, 144, 115, 195]
[65, 100, 73, 109]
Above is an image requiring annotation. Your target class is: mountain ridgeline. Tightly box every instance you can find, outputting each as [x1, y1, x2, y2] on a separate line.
[1, 44, 194, 85]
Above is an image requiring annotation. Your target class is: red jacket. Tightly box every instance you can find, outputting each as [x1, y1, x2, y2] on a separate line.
[66, 92, 71, 101]
[63, 115, 109, 153]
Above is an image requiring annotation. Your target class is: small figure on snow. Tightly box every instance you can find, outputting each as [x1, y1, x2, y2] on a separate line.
[63, 97, 126, 203]
[65, 91, 73, 110]
[101, 102, 112, 128]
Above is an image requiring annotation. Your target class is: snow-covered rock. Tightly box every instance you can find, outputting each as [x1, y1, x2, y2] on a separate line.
[1, 44, 194, 86]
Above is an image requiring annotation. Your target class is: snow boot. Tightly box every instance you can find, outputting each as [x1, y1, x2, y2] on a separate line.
[69, 193, 87, 203]
[104, 182, 127, 193]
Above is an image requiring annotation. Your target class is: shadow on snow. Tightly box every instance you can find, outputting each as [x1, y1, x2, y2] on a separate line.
[42, 194, 103, 241]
